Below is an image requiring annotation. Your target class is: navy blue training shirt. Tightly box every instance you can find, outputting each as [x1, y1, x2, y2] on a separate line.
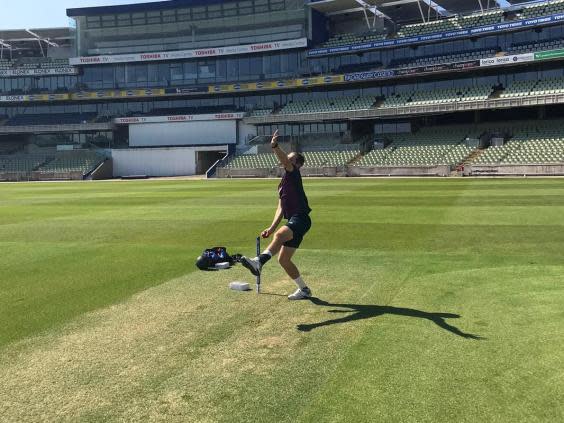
[278, 165, 311, 219]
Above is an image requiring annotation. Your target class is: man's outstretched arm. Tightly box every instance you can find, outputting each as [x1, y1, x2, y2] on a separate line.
[271, 130, 293, 172]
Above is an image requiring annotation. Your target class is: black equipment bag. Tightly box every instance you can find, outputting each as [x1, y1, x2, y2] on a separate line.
[196, 247, 241, 270]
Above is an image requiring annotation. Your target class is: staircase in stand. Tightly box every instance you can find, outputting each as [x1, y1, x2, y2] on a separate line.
[453, 148, 485, 175]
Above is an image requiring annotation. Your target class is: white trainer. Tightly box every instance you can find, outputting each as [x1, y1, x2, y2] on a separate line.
[288, 287, 312, 300]
[241, 256, 261, 276]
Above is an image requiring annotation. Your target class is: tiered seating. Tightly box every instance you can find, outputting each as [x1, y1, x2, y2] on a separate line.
[0, 58, 71, 71]
[223, 148, 359, 169]
[37, 151, 103, 174]
[520, 0, 564, 19]
[301, 150, 359, 167]
[321, 32, 386, 48]
[390, 48, 497, 69]
[381, 92, 412, 108]
[397, 18, 459, 38]
[150, 106, 236, 116]
[473, 143, 515, 164]
[278, 96, 376, 115]
[529, 78, 564, 96]
[0, 140, 22, 155]
[249, 109, 272, 117]
[354, 127, 474, 166]
[458, 10, 504, 28]
[499, 80, 535, 98]
[500, 78, 564, 99]
[474, 121, 564, 165]
[6, 113, 97, 126]
[507, 37, 564, 54]
[411, 86, 492, 105]
[225, 153, 278, 169]
[0, 154, 48, 174]
[381, 86, 492, 107]
[502, 139, 564, 164]
[319, 10, 504, 48]
[0, 59, 10, 71]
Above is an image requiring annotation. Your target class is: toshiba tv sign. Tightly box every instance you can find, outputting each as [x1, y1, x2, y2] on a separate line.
[70, 38, 307, 65]
[114, 113, 245, 125]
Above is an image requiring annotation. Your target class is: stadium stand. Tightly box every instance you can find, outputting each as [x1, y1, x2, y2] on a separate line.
[223, 148, 359, 170]
[0, 149, 104, 179]
[500, 78, 564, 99]
[474, 121, 564, 165]
[458, 10, 505, 28]
[396, 18, 459, 38]
[321, 32, 386, 48]
[381, 86, 493, 108]
[37, 150, 104, 174]
[354, 127, 474, 167]
[301, 149, 359, 166]
[507, 37, 564, 54]
[519, 0, 564, 19]
[3, 1, 564, 180]
[319, 9, 506, 47]
[278, 96, 377, 115]
[224, 153, 278, 169]
[390, 48, 498, 69]
[249, 109, 273, 117]
[0, 154, 49, 174]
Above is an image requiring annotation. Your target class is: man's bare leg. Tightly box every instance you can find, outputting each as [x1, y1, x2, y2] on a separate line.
[264, 226, 293, 257]
[278, 245, 311, 299]
[241, 227, 311, 298]
[241, 226, 292, 275]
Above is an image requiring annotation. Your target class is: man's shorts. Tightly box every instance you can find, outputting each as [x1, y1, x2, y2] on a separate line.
[284, 214, 311, 249]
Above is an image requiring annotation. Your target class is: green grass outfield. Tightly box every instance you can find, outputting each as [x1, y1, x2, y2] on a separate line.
[0, 178, 563, 422]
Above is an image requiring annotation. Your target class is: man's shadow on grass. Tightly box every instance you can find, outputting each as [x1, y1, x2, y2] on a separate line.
[298, 297, 483, 339]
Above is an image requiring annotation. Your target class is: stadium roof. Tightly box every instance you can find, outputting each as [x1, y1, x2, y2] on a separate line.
[67, 0, 238, 17]
[0, 28, 71, 57]
[0, 28, 71, 42]
[308, 0, 545, 23]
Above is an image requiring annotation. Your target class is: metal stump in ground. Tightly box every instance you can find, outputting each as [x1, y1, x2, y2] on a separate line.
[256, 236, 261, 293]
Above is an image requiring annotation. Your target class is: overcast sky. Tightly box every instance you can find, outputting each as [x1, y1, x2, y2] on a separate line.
[1, 0, 163, 29]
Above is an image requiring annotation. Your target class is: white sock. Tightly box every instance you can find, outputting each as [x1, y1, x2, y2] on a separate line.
[293, 276, 307, 290]
[262, 249, 272, 258]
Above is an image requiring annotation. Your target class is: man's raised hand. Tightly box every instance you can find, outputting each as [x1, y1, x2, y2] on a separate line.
[271, 130, 279, 148]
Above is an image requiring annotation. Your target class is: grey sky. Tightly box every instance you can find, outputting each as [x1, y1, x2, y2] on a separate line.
[1, 0, 162, 29]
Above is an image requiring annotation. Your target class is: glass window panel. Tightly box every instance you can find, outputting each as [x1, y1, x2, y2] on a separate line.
[184, 61, 198, 80]
[227, 58, 238, 79]
[158, 63, 170, 85]
[171, 63, 183, 80]
[193, 7, 206, 20]
[216, 59, 227, 81]
[147, 12, 161, 24]
[148, 64, 159, 82]
[177, 9, 191, 21]
[250, 56, 263, 77]
[198, 60, 216, 79]
[115, 65, 125, 86]
[255, 0, 269, 13]
[132, 12, 146, 25]
[239, 57, 250, 78]
[117, 13, 131, 25]
[87, 17, 101, 29]
[162, 10, 176, 23]
[270, 0, 285, 11]
[208, 5, 222, 18]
